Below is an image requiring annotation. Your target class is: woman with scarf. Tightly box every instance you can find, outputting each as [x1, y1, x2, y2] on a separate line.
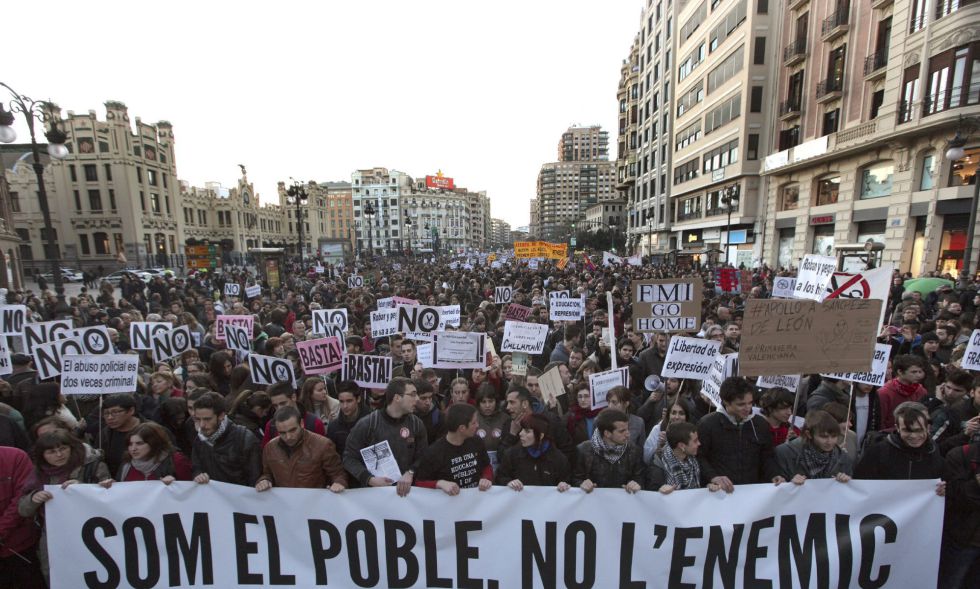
[775, 410, 855, 485]
[18, 430, 109, 585]
[475, 385, 508, 453]
[565, 382, 602, 444]
[495, 413, 571, 491]
[101, 422, 192, 484]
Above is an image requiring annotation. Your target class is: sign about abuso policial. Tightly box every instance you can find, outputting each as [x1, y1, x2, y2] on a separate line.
[60, 354, 139, 396]
[633, 278, 703, 332]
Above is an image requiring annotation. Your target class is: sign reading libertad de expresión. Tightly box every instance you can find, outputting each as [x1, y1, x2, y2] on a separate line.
[633, 278, 703, 332]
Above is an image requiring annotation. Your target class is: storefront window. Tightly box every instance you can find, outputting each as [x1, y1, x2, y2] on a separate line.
[860, 162, 895, 199]
[778, 228, 795, 269]
[812, 225, 835, 256]
[948, 146, 979, 187]
[779, 185, 799, 211]
[815, 176, 840, 205]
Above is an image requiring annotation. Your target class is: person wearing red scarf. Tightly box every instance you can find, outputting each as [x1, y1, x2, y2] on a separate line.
[877, 355, 928, 432]
[565, 384, 602, 444]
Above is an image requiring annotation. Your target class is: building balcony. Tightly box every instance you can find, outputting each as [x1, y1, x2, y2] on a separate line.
[783, 39, 807, 66]
[821, 9, 850, 41]
[863, 49, 888, 79]
[676, 210, 703, 222]
[779, 99, 803, 120]
[871, 0, 893, 8]
[815, 77, 844, 103]
[787, 0, 809, 10]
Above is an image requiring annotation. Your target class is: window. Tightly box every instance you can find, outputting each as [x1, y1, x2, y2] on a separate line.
[79, 234, 91, 255]
[870, 89, 885, 119]
[750, 86, 763, 112]
[680, 2, 707, 40]
[73, 190, 82, 213]
[705, 94, 741, 133]
[709, 0, 747, 52]
[136, 167, 143, 183]
[779, 185, 800, 211]
[920, 153, 937, 190]
[815, 176, 841, 205]
[910, 0, 926, 32]
[114, 234, 124, 254]
[753, 37, 766, 65]
[84, 164, 98, 182]
[108, 189, 116, 211]
[758, 0, 768, 13]
[148, 170, 158, 186]
[140, 191, 146, 213]
[40, 228, 58, 259]
[900, 64, 921, 123]
[823, 108, 841, 135]
[860, 163, 895, 199]
[673, 159, 700, 185]
[707, 45, 745, 93]
[679, 197, 702, 221]
[88, 190, 102, 212]
[703, 139, 739, 173]
[151, 193, 161, 214]
[68, 165, 77, 182]
[678, 43, 705, 81]
[99, 141, 109, 153]
[675, 121, 703, 151]
[748, 134, 759, 160]
[94, 232, 110, 255]
[677, 81, 704, 117]
[16, 228, 31, 260]
[825, 45, 846, 91]
[926, 43, 980, 115]
[104, 164, 112, 181]
[162, 173, 168, 189]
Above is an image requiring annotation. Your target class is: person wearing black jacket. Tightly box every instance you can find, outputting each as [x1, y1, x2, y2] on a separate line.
[573, 409, 647, 493]
[327, 383, 367, 457]
[854, 402, 945, 494]
[697, 377, 783, 492]
[496, 413, 571, 491]
[498, 387, 575, 466]
[939, 440, 980, 588]
[190, 392, 262, 486]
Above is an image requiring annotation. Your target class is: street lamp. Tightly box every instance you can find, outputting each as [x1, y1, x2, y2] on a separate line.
[404, 217, 412, 255]
[285, 181, 308, 266]
[0, 83, 70, 315]
[945, 115, 980, 281]
[720, 184, 740, 266]
[364, 201, 376, 258]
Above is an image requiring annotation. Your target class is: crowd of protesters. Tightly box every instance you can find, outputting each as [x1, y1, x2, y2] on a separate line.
[0, 254, 978, 588]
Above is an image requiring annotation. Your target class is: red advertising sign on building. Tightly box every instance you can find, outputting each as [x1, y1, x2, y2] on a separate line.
[425, 171, 455, 190]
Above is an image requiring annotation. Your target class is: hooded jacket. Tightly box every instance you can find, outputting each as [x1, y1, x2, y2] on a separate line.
[697, 412, 778, 485]
[877, 378, 927, 431]
[943, 443, 980, 547]
[854, 432, 943, 480]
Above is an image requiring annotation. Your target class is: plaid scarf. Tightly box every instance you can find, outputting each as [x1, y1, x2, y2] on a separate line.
[798, 442, 843, 479]
[590, 428, 627, 464]
[661, 447, 701, 489]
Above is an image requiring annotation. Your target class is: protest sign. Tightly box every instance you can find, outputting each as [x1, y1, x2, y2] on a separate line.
[0, 304, 26, 335]
[589, 367, 629, 409]
[770, 276, 797, 299]
[633, 278, 703, 332]
[343, 354, 392, 388]
[661, 336, 722, 379]
[128, 321, 171, 351]
[32, 337, 83, 380]
[0, 338, 10, 376]
[315, 265, 325, 274]
[369, 309, 400, 338]
[248, 353, 296, 387]
[245, 285, 262, 299]
[296, 336, 344, 375]
[602, 251, 624, 266]
[494, 285, 513, 304]
[700, 352, 739, 409]
[71, 326, 114, 355]
[538, 365, 566, 407]
[215, 315, 255, 343]
[823, 343, 893, 387]
[439, 304, 461, 327]
[500, 321, 549, 354]
[397, 305, 441, 335]
[312, 308, 349, 334]
[964, 329, 980, 372]
[549, 296, 585, 321]
[741, 298, 882, 375]
[416, 343, 433, 368]
[224, 325, 252, 354]
[46, 479, 944, 589]
[24, 319, 74, 349]
[151, 326, 193, 363]
[756, 374, 802, 391]
[60, 354, 139, 395]
[549, 290, 570, 300]
[822, 265, 893, 328]
[793, 254, 837, 300]
[504, 303, 532, 322]
[224, 282, 241, 297]
[510, 351, 528, 376]
[431, 331, 486, 369]
[348, 275, 364, 288]
[715, 268, 741, 293]
[377, 296, 419, 309]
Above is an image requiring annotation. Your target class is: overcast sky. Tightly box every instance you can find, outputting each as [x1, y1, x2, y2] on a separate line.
[4, 0, 643, 228]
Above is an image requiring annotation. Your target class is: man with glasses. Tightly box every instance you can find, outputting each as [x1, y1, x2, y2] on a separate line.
[343, 377, 428, 496]
[98, 394, 143, 476]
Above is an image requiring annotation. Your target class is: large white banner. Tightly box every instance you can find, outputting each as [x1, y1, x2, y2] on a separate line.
[46, 480, 942, 589]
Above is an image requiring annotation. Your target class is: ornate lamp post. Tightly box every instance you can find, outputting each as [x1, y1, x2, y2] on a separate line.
[285, 181, 309, 266]
[364, 201, 376, 258]
[945, 115, 980, 281]
[0, 82, 70, 315]
[404, 217, 412, 255]
[720, 184, 740, 266]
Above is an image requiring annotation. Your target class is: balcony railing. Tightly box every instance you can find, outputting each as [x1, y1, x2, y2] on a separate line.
[816, 77, 844, 100]
[864, 49, 888, 76]
[676, 210, 703, 221]
[923, 83, 980, 116]
[822, 8, 850, 39]
[783, 38, 807, 64]
[779, 99, 803, 117]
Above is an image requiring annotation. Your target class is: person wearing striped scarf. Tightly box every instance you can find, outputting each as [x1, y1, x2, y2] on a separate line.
[649, 422, 721, 494]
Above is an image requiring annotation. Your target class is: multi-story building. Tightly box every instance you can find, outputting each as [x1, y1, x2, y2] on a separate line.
[490, 218, 512, 249]
[276, 180, 354, 259]
[582, 199, 627, 233]
[0, 154, 26, 289]
[616, 36, 644, 251]
[535, 126, 616, 241]
[667, 0, 775, 268]
[529, 198, 541, 237]
[5, 101, 183, 272]
[761, 0, 979, 275]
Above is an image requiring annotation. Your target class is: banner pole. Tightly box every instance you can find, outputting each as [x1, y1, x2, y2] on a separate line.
[844, 381, 855, 451]
[607, 292, 617, 371]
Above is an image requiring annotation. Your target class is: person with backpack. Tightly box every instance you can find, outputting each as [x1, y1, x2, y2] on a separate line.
[939, 439, 980, 588]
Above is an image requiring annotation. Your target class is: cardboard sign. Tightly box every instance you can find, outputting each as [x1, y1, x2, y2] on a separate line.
[756, 374, 802, 391]
[128, 321, 171, 351]
[370, 309, 400, 338]
[32, 337, 83, 380]
[823, 343, 893, 387]
[964, 330, 980, 372]
[793, 254, 837, 301]
[504, 303, 532, 323]
[151, 326, 194, 363]
[700, 352, 739, 409]
[248, 353, 297, 387]
[245, 285, 262, 299]
[549, 296, 585, 321]
[0, 338, 11, 376]
[662, 336, 723, 379]
[397, 306, 442, 335]
[494, 286, 513, 304]
[60, 354, 139, 395]
[589, 367, 629, 410]
[343, 354, 392, 388]
[538, 366, 566, 407]
[740, 298, 882, 375]
[311, 323, 346, 350]
[70, 326, 114, 355]
[224, 325, 252, 354]
[24, 320, 73, 350]
[771, 277, 797, 299]
[348, 275, 364, 288]
[633, 278, 704, 332]
[431, 331, 486, 369]
[215, 315, 255, 343]
[500, 321, 549, 354]
[224, 283, 242, 297]
[313, 309, 349, 334]
[0, 305, 27, 335]
[296, 336, 344, 375]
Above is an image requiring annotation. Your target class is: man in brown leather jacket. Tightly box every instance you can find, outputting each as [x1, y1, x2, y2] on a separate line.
[255, 406, 348, 492]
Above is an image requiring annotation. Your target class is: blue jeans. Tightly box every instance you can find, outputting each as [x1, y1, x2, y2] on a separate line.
[939, 540, 980, 589]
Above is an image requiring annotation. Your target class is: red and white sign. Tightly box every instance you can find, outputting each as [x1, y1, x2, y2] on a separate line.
[425, 174, 455, 190]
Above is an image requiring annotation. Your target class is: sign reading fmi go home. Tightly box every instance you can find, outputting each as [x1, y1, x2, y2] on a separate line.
[633, 278, 704, 333]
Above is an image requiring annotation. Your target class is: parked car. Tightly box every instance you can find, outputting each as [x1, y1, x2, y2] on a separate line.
[103, 270, 152, 286]
[39, 268, 84, 283]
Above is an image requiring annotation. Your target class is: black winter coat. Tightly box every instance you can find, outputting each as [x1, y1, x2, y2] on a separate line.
[697, 412, 778, 485]
[572, 440, 647, 488]
[191, 422, 262, 486]
[943, 442, 980, 547]
[854, 433, 943, 481]
[495, 444, 571, 487]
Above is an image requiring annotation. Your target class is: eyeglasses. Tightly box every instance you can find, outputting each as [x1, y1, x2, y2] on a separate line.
[103, 408, 129, 417]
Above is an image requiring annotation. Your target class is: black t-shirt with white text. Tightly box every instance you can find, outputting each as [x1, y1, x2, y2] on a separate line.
[417, 436, 490, 489]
